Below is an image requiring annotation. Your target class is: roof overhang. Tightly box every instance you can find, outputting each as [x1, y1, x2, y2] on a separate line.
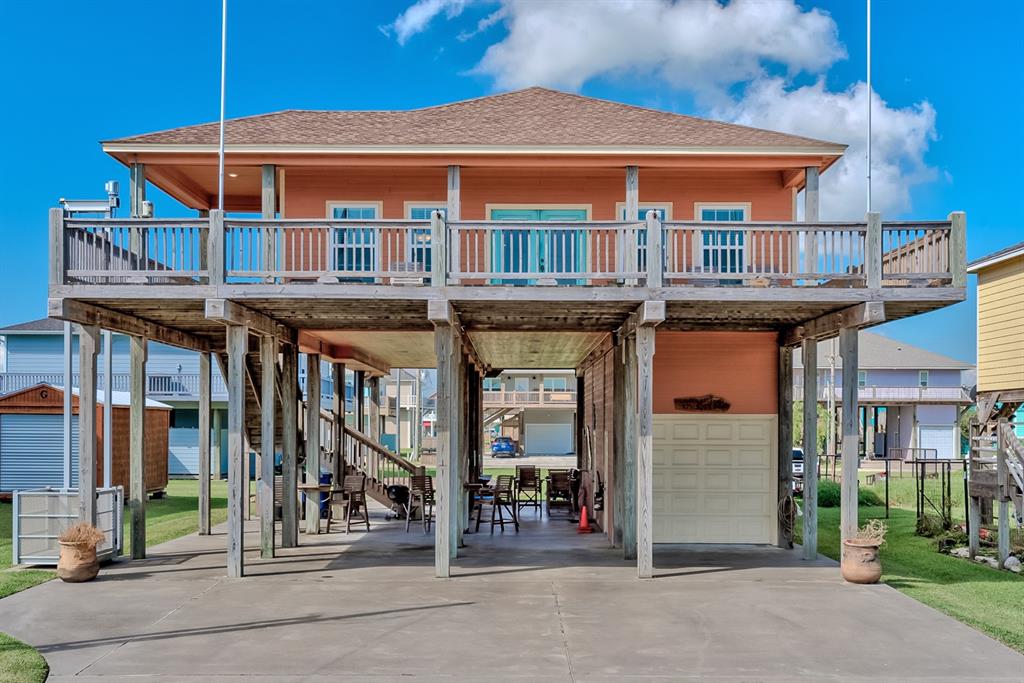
[967, 242, 1024, 273]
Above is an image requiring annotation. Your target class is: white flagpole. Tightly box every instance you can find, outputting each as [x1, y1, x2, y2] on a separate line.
[866, 0, 872, 212]
[217, 0, 227, 211]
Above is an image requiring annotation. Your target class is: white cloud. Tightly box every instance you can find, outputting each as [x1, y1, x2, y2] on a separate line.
[386, 0, 939, 217]
[721, 78, 938, 219]
[385, 0, 470, 45]
[473, 0, 844, 98]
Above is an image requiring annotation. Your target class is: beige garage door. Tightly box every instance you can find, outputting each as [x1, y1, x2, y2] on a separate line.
[653, 414, 776, 544]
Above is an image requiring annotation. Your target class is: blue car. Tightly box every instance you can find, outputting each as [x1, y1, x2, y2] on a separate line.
[491, 436, 519, 457]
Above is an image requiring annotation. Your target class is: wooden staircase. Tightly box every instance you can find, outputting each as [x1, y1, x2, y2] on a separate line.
[221, 351, 421, 510]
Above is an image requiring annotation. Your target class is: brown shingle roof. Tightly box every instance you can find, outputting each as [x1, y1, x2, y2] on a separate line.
[104, 87, 846, 151]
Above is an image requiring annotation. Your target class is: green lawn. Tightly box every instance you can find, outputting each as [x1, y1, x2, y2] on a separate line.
[797, 499, 1024, 653]
[0, 633, 48, 683]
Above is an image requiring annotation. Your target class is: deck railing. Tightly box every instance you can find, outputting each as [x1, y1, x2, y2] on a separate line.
[0, 371, 229, 399]
[482, 390, 578, 407]
[51, 208, 965, 290]
[803, 385, 972, 404]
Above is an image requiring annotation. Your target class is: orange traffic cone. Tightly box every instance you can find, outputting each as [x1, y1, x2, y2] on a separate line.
[577, 505, 593, 534]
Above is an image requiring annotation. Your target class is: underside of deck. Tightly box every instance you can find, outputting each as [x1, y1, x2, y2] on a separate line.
[49, 285, 963, 370]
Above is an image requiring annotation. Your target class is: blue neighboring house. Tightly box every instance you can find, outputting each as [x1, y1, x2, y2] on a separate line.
[794, 331, 974, 459]
[0, 318, 348, 477]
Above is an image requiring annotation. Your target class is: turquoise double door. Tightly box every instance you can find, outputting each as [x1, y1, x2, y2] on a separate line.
[489, 208, 587, 285]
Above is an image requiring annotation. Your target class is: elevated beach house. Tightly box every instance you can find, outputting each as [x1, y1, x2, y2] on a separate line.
[49, 88, 966, 577]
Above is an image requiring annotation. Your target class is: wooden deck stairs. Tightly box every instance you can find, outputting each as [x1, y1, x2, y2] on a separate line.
[218, 351, 422, 509]
[968, 408, 1023, 564]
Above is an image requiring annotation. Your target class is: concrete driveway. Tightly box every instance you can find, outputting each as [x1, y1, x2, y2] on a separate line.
[2, 512, 1022, 682]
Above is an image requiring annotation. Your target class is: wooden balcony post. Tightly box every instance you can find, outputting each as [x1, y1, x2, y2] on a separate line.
[354, 370, 366, 434]
[431, 210, 446, 287]
[839, 326, 860, 556]
[199, 351, 212, 535]
[261, 164, 277, 283]
[280, 344, 299, 548]
[129, 335, 147, 558]
[208, 209, 225, 286]
[803, 166, 820, 274]
[259, 336, 277, 558]
[777, 342, 794, 548]
[801, 337, 819, 560]
[129, 163, 147, 217]
[226, 324, 248, 577]
[949, 211, 967, 287]
[78, 324, 100, 526]
[49, 208, 65, 287]
[305, 354, 322, 534]
[646, 210, 663, 288]
[625, 165, 639, 282]
[865, 212, 882, 289]
[636, 322, 656, 578]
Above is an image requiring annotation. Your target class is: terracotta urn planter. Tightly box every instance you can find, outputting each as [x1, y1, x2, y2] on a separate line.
[57, 541, 100, 583]
[841, 539, 882, 584]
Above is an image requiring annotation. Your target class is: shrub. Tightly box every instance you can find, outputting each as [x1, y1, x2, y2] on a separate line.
[814, 480, 884, 508]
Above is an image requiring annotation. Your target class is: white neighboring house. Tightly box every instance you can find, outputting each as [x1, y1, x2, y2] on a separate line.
[483, 369, 577, 456]
[794, 331, 974, 459]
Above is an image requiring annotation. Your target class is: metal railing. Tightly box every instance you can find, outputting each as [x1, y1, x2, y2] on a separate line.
[53, 209, 964, 290]
[803, 385, 972, 403]
[0, 372, 227, 399]
[482, 390, 578, 406]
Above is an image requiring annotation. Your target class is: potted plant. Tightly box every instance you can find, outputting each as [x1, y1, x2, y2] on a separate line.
[841, 519, 887, 584]
[57, 523, 105, 583]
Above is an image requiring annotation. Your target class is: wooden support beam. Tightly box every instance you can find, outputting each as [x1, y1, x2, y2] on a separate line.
[206, 299, 295, 343]
[50, 298, 210, 353]
[78, 325, 100, 526]
[102, 330, 113, 489]
[801, 337, 818, 560]
[623, 330, 638, 561]
[129, 163, 146, 218]
[367, 374, 380, 443]
[804, 166, 820, 222]
[129, 335, 147, 557]
[226, 324, 248, 577]
[446, 165, 461, 221]
[433, 321, 457, 577]
[50, 208, 65, 287]
[305, 354, 322, 534]
[997, 418, 1011, 568]
[453, 350, 467, 558]
[199, 351, 212, 535]
[781, 302, 886, 347]
[353, 370, 366, 434]
[636, 322, 656, 579]
[839, 326, 859, 557]
[624, 166, 639, 221]
[332, 363, 346, 485]
[296, 331, 389, 376]
[612, 336, 626, 547]
[431, 210, 447, 288]
[259, 336, 277, 558]
[646, 211, 664, 288]
[280, 344, 299, 548]
[208, 209, 225, 286]
[212, 407, 223, 480]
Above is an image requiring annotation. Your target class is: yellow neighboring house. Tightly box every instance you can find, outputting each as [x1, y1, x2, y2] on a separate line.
[968, 240, 1024, 415]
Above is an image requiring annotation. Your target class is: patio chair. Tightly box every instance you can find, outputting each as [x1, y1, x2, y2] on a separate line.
[546, 469, 574, 517]
[489, 474, 519, 533]
[406, 475, 435, 534]
[515, 465, 542, 515]
[330, 475, 370, 534]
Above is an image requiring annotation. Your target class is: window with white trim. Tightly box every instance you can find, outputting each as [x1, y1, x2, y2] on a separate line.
[919, 370, 929, 388]
[697, 205, 748, 274]
[858, 370, 867, 388]
[543, 377, 568, 391]
[327, 202, 381, 275]
[405, 205, 444, 272]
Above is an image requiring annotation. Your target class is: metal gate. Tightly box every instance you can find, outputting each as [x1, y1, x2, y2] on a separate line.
[12, 487, 123, 566]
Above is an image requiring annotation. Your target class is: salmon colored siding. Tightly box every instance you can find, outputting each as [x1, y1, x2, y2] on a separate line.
[283, 167, 794, 221]
[653, 331, 778, 415]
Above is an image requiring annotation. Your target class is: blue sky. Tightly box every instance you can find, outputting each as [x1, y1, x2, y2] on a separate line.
[1, 0, 1018, 364]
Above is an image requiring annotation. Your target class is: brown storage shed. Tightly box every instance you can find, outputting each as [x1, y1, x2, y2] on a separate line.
[0, 383, 170, 494]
